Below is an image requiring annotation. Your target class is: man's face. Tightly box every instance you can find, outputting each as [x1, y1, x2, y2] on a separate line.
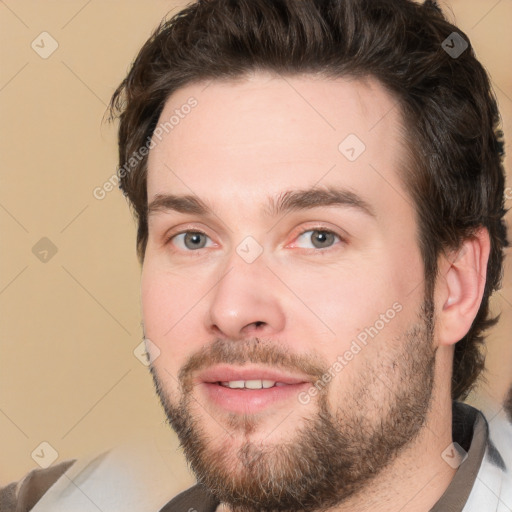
[142, 73, 437, 510]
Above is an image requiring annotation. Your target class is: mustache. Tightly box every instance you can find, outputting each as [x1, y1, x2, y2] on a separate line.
[178, 338, 329, 392]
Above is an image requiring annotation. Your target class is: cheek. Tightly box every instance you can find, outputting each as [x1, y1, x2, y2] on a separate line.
[141, 264, 205, 370]
[277, 261, 393, 343]
[141, 259, 207, 328]
[278, 250, 420, 365]
[140, 269, 173, 336]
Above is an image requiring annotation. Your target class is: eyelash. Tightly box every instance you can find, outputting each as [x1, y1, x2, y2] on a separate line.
[164, 226, 345, 255]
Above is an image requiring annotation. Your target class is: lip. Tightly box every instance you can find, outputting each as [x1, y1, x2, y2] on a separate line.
[197, 364, 313, 414]
[197, 364, 312, 385]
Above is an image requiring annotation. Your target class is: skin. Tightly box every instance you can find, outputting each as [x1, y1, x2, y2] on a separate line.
[141, 72, 490, 511]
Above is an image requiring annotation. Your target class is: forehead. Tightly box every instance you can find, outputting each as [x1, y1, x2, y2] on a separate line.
[146, 73, 411, 218]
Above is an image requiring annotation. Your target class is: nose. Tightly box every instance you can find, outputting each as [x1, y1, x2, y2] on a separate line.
[205, 257, 286, 341]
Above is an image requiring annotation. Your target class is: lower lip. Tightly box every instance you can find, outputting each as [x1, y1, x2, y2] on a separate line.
[200, 382, 311, 414]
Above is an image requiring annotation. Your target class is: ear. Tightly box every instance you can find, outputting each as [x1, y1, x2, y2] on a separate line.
[435, 227, 490, 347]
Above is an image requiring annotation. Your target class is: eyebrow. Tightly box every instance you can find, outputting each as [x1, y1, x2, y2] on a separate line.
[147, 186, 376, 219]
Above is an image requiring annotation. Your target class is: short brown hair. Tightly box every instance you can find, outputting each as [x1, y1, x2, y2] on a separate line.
[109, 0, 508, 401]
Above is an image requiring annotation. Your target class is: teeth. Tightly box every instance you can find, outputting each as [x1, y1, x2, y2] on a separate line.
[245, 379, 263, 389]
[225, 380, 244, 389]
[220, 380, 277, 389]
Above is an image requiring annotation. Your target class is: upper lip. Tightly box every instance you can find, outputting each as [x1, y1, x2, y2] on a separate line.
[197, 365, 312, 385]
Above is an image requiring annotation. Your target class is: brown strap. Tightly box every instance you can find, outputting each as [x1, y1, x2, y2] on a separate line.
[158, 483, 219, 512]
[0, 460, 76, 512]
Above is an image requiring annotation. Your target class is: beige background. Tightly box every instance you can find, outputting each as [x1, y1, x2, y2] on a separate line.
[0, 0, 511, 485]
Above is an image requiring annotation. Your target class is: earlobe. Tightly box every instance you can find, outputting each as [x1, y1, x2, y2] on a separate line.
[436, 228, 490, 347]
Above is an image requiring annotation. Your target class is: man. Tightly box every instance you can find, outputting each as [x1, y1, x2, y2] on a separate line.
[2, 0, 511, 511]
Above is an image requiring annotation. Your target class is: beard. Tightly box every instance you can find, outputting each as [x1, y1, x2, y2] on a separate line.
[148, 298, 437, 512]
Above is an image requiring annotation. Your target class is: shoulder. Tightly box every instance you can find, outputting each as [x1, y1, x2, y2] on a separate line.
[0, 459, 76, 512]
[158, 483, 219, 512]
[1, 440, 195, 512]
[463, 404, 512, 511]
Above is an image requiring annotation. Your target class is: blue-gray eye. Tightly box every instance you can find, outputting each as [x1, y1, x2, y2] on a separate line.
[172, 231, 212, 250]
[295, 230, 339, 249]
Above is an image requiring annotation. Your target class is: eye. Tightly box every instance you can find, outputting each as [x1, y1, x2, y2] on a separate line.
[293, 229, 342, 250]
[169, 231, 214, 251]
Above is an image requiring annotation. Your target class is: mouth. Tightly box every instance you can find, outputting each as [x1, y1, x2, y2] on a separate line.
[196, 365, 312, 414]
[218, 379, 290, 389]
